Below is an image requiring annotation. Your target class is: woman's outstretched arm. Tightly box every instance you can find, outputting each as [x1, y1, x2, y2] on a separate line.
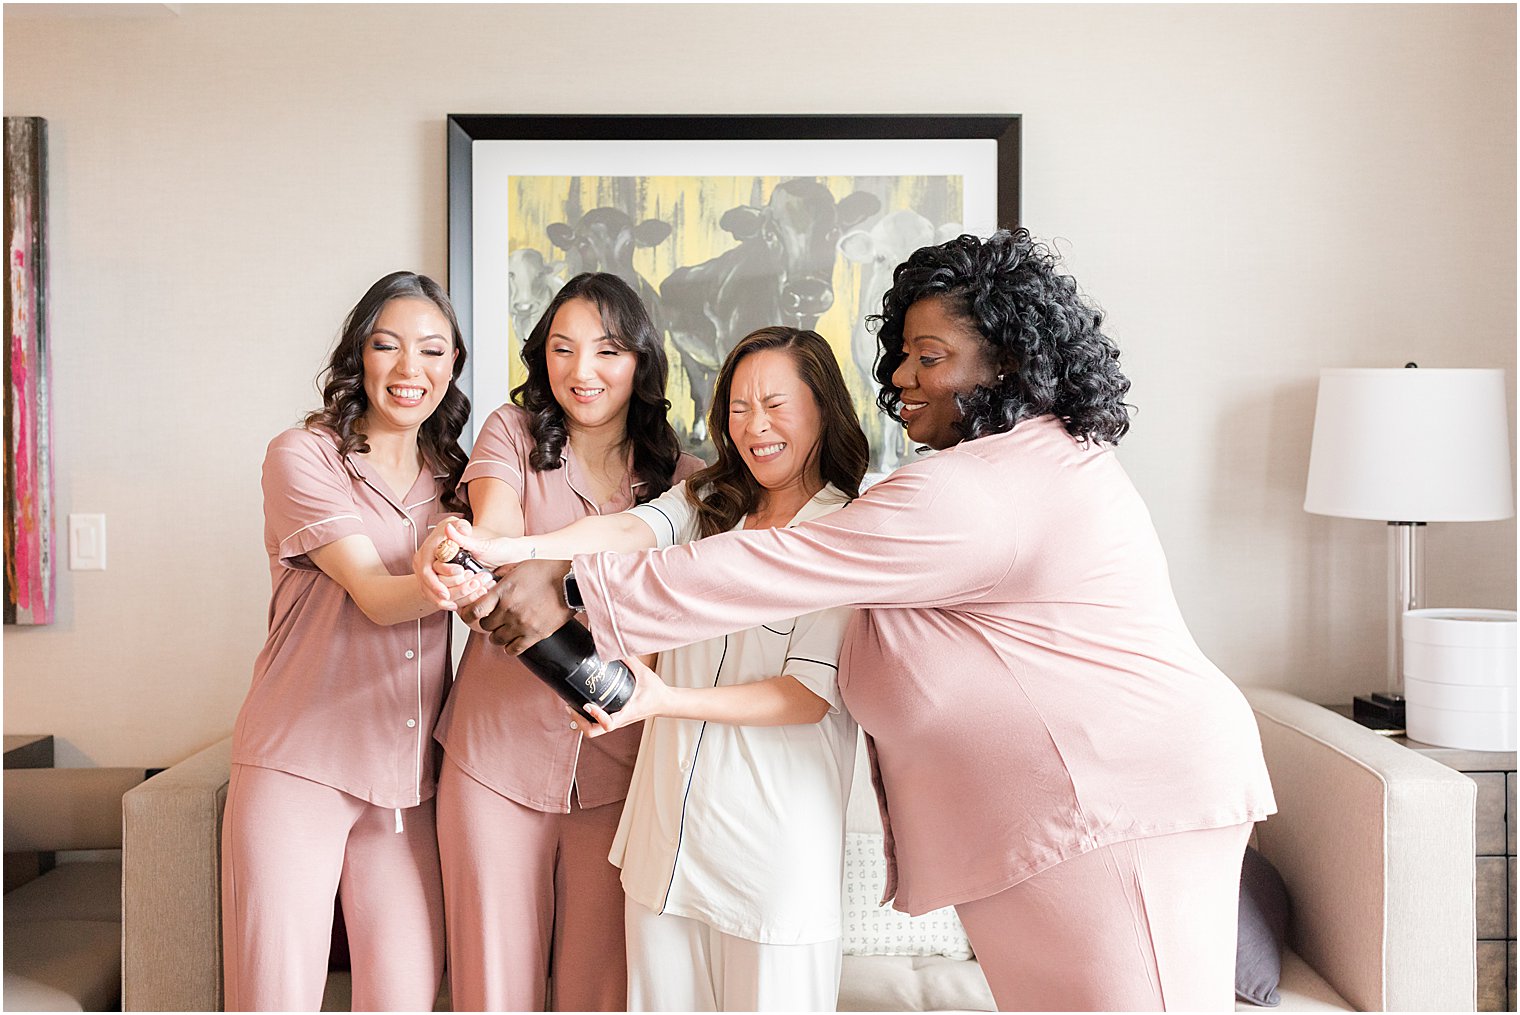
[442, 510, 659, 566]
[469, 450, 1013, 659]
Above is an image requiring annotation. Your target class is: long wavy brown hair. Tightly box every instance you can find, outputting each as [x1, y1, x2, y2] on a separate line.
[686, 327, 868, 537]
[510, 272, 684, 504]
[303, 271, 470, 513]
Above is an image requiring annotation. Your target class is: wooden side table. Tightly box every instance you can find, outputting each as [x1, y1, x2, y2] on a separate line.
[3, 733, 54, 770]
[3, 734, 56, 892]
[1390, 735, 1516, 1012]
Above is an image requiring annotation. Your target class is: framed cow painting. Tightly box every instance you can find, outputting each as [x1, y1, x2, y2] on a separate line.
[447, 114, 1020, 478]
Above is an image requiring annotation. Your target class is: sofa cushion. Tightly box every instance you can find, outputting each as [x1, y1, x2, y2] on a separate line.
[1236, 948, 1352, 1011]
[1236, 845, 1290, 1005]
[842, 831, 972, 959]
[837, 954, 994, 1012]
[4, 859, 122, 925]
[3, 918, 121, 1011]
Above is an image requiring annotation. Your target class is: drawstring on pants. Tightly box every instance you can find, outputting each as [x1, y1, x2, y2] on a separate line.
[395, 807, 404, 834]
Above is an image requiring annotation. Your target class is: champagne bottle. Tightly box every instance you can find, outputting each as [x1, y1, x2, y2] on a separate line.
[436, 538, 635, 721]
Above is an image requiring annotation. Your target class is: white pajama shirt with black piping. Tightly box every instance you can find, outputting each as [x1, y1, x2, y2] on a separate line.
[612, 482, 858, 959]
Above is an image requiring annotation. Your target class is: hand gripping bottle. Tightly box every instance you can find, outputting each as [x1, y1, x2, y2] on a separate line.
[436, 538, 634, 721]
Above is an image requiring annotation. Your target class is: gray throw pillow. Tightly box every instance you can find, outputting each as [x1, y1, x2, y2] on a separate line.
[1236, 845, 1291, 1006]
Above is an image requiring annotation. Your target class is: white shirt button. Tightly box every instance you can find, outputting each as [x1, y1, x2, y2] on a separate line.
[406, 719, 417, 728]
[402, 518, 412, 527]
[405, 650, 414, 659]
[569, 721, 578, 730]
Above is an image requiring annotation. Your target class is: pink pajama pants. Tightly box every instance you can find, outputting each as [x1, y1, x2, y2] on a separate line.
[435, 753, 628, 1012]
[220, 764, 445, 1012]
[954, 822, 1252, 1012]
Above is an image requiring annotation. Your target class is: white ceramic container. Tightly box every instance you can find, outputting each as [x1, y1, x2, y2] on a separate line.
[1402, 608, 1517, 751]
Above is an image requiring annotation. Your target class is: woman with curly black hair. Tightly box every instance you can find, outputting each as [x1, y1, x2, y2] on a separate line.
[419, 272, 704, 1011]
[224, 271, 482, 1010]
[870, 228, 1133, 450]
[473, 229, 1278, 1010]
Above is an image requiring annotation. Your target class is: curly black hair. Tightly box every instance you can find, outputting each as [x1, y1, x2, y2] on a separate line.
[304, 271, 470, 514]
[871, 228, 1132, 446]
[511, 272, 684, 503]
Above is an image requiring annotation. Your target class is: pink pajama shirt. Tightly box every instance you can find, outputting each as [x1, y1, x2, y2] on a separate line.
[224, 426, 453, 1011]
[574, 415, 1277, 1010]
[433, 404, 702, 1011]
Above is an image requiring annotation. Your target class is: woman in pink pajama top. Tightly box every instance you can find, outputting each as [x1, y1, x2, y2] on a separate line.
[226, 271, 486, 1011]
[424, 272, 703, 1012]
[475, 230, 1277, 1011]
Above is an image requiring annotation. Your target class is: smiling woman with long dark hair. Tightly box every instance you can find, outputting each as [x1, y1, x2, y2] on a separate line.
[422, 325, 870, 1011]
[469, 230, 1278, 1012]
[511, 272, 685, 492]
[415, 271, 703, 1012]
[223, 271, 482, 1011]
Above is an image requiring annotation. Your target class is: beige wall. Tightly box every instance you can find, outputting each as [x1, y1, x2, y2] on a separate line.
[3, 3, 1514, 767]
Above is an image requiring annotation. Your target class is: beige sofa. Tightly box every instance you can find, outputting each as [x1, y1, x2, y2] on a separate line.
[4, 767, 146, 1012]
[1242, 687, 1476, 1011]
[122, 688, 1476, 1011]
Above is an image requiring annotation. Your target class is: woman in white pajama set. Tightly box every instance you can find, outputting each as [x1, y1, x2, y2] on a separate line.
[614, 479, 857, 1011]
[429, 326, 871, 1011]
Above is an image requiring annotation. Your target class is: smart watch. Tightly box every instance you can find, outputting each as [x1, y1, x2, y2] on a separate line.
[561, 568, 586, 613]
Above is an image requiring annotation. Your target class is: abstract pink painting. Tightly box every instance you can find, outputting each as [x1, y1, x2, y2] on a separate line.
[4, 116, 53, 625]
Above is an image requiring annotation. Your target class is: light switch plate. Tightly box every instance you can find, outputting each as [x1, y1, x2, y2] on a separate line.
[69, 513, 107, 570]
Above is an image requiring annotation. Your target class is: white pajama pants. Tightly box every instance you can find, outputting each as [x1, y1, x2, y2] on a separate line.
[624, 898, 842, 1012]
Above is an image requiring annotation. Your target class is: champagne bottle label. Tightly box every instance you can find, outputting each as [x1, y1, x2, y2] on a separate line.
[436, 538, 633, 717]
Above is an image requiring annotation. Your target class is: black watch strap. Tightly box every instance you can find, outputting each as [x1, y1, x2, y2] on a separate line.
[562, 569, 586, 612]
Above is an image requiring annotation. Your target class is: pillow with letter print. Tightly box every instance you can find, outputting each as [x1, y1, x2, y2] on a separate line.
[841, 831, 973, 960]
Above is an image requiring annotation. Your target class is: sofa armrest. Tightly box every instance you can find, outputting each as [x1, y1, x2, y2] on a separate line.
[121, 737, 232, 1013]
[1242, 688, 1476, 1013]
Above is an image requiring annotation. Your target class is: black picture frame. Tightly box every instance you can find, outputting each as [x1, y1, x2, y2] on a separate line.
[446, 113, 1021, 466]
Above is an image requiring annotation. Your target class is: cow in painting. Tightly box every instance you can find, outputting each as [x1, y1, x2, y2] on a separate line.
[838, 211, 963, 474]
[507, 248, 566, 344]
[660, 178, 881, 441]
[545, 207, 672, 328]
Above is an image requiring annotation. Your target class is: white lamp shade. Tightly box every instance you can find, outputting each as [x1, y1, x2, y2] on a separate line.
[1304, 368, 1515, 522]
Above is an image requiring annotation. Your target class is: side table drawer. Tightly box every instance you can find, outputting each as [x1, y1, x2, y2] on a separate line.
[1478, 941, 1507, 1012]
[1477, 857, 1507, 938]
[1509, 940, 1516, 1013]
[1473, 770, 1515, 1011]
[1507, 772, 1515, 855]
[1474, 772, 1507, 855]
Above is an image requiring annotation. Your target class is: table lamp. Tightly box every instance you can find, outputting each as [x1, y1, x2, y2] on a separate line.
[1303, 365, 1514, 729]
